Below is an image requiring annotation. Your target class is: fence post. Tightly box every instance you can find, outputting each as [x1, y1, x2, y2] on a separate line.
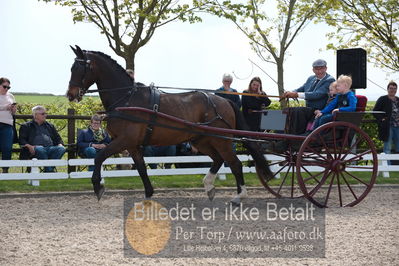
[67, 108, 76, 173]
[28, 158, 40, 186]
[379, 153, 390, 178]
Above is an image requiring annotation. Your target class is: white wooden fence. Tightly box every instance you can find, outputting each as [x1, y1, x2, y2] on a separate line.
[0, 153, 397, 186]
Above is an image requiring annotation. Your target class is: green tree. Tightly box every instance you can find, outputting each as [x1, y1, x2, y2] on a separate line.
[320, 0, 399, 72]
[42, 0, 202, 70]
[201, 0, 323, 104]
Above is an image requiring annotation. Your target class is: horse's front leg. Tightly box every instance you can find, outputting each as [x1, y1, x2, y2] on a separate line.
[130, 147, 154, 198]
[92, 139, 126, 200]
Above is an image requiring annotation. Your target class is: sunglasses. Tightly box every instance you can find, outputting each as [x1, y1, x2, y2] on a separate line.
[1, 85, 11, 89]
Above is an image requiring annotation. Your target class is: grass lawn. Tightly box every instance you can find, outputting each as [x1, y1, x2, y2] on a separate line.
[14, 94, 70, 104]
[13, 94, 100, 104]
[0, 172, 398, 193]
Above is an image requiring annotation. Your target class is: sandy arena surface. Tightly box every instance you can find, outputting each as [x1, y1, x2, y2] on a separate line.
[0, 185, 398, 266]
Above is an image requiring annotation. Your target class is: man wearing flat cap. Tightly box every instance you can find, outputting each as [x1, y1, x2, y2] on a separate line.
[283, 59, 335, 134]
[284, 59, 335, 109]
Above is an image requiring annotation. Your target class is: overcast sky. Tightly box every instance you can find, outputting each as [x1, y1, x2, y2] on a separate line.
[1, 0, 397, 101]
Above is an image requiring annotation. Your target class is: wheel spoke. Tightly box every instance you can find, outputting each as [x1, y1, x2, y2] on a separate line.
[323, 173, 335, 207]
[302, 156, 327, 163]
[318, 133, 335, 160]
[277, 164, 293, 194]
[269, 160, 287, 166]
[301, 160, 329, 167]
[337, 172, 343, 207]
[332, 126, 338, 160]
[343, 170, 371, 186]
[273, 162, 290, 177]
[341, 134, 364, 161]
[302, 151, 330, 163]
[340, 171, 358, 201]
[344, 149, 372, 164]
[302, 167, 327, 183]
[291, 164, 295, 197]
[308, 169, 332, 197]
[305, 146, 329, 161]
[338, 127, 351, 157]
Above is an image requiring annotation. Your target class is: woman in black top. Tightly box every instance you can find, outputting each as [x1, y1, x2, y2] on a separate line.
[373, 81, 399, 157]
[242, 77, 271, 131]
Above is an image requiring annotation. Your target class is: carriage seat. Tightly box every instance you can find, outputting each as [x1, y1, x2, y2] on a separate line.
[355, 95, 367, 112]
[335, 95, 368, 125]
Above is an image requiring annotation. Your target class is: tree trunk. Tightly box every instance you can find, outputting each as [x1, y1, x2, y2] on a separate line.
[125, 53, 135, 71]
[276, 59, 286, 108]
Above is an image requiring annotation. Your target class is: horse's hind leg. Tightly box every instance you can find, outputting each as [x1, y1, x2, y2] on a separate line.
[92, 138, 126, 200]
[194, 143, 224, 201]
[130, 147, 154, 198]
[204, 154, 224, 201]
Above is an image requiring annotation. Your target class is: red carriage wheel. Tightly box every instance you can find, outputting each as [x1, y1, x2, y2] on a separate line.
[296, 121, 378, 207]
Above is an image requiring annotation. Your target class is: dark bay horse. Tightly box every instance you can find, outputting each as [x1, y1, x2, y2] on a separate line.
[67, 45, 273, 204]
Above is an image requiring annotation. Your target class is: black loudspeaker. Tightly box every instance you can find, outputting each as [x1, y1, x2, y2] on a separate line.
[337, 48, 367, 89]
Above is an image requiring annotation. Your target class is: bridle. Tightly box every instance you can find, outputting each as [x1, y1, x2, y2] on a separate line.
[68, 58, 92, 98]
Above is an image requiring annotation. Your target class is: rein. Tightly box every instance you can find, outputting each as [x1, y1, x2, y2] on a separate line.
[84, 84, 282, 99]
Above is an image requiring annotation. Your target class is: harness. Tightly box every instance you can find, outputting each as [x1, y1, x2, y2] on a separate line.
[142, 85, 161, 146]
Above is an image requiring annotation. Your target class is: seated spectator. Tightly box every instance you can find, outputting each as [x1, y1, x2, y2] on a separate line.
[215, 73, 240, 155]
[283, 59, 335, 134]
[242, 77, 271, 131]
[215, 73, 241, 108]
[19, 106, 66, 172]
[0, 77, 17, 173]
[175, 142, 211, 168]
[144, 145, 176, 169]
[77, 114, 111, 171]
[313, 75, 357, 129]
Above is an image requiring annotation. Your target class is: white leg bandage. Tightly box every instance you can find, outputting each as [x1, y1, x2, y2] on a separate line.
[238, 185, 247, 199]
[231, 185, 248, 205]
[203, 172, 217, 192]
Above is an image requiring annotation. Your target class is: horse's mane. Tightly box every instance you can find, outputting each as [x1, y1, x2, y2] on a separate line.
[86, 50, 134, 82]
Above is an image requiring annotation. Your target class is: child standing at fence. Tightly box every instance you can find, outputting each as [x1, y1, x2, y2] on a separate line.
[313, 75, 357, 129]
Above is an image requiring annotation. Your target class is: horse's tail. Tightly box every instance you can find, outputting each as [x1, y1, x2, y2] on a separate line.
[228, 101, 274, 182]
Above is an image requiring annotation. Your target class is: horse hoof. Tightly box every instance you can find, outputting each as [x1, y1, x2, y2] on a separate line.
[230, 198, 241, 207]
[145, 189, 154, 199]
[144, 194, 153, 200]
[207, 188, 215, 201]
[95, 185, 105, 201]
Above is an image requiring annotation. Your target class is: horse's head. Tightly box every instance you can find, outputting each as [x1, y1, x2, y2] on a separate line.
[67, 45, 96, 102]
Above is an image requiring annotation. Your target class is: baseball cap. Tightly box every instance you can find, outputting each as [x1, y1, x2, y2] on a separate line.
[312, 59, 327, 67]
